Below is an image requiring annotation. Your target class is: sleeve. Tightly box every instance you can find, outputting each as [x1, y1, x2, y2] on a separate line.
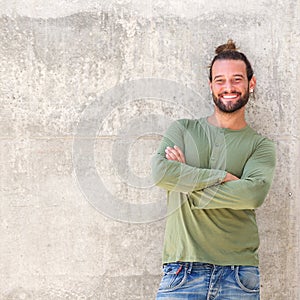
[189, 138, 276, 210]
[151, 119, 227, 193]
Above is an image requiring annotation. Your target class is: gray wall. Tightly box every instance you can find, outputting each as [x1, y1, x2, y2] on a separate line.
[1, 1, 299, 299]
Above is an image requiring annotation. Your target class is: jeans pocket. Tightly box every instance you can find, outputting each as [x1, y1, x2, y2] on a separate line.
[235, 266, 260, 293]
[158, 264, 187, 292]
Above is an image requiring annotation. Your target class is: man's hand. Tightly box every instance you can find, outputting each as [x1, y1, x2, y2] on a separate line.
[165, 145, 186, 163]
[222, 172, 239, 182]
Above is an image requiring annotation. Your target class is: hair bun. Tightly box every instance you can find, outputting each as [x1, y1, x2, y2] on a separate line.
[215, 39, 238, 55]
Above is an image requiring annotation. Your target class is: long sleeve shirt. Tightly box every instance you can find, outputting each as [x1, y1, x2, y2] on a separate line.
[151, 117, 276, 266]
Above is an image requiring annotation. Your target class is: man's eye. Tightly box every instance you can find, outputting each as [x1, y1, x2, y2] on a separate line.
[215, 80, 224, 84]
[234, 78, 242, 82]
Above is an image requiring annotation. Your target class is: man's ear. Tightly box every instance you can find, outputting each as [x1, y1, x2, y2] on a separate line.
[209, 80, 212, 93]
[249, 75, 256, 92]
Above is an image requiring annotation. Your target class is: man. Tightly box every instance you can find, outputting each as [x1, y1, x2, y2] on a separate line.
[151, 40, 276, 299]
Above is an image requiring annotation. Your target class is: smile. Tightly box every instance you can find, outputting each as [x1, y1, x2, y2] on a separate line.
[220, 93, 241, 100]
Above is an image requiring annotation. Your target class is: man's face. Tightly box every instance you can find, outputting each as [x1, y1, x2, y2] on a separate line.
[209, 59, 256, 113]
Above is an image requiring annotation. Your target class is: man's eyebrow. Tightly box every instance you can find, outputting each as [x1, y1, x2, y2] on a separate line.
[213, 75, 224, 80]
[213, 74, 245, 80]
[233, 74, 245, 78]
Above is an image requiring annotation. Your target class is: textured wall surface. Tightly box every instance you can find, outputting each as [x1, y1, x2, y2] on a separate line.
[0, 0, 299, 299]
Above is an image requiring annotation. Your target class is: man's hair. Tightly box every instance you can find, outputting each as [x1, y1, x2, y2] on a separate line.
[209, 39, 254, 82]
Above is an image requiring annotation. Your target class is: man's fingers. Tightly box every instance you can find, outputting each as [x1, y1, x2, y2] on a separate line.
[165, 147, 178, 160]
[174, 145, 186, 163]
[165, 146, 186, 163]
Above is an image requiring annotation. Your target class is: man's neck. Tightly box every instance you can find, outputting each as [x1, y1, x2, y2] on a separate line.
[207, 107, 247, 130]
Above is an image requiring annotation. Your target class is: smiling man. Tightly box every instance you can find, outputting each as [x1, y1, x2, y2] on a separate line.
[152, 40, 276, 299]
[211, 60, 254, 114]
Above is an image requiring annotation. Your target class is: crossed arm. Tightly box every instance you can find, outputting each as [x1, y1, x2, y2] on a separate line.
[152, 141, 276, 210]
[165, 146, 239, 183]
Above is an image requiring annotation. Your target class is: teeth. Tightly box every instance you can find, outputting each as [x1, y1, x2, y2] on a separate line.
[222, 95, 238, 99]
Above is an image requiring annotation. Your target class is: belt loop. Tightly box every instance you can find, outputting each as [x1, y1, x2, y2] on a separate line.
[231, 265, 235, 271]
[187, 262, 193, 274]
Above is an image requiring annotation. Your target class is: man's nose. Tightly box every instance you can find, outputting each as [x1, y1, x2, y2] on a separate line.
[223, 81, 234, 92]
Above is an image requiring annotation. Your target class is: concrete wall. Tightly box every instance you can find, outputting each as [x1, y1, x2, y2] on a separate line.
[0, 0, 299, 299]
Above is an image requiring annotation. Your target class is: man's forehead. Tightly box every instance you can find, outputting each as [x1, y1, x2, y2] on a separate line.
[212, 59, 247, 72]
[212, 59, 247, 77]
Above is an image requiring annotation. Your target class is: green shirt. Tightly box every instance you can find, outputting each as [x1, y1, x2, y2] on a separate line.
[151, 117, 276, 266]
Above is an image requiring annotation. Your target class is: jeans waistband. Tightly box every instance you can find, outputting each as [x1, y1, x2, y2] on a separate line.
[164, 262, 236, 273]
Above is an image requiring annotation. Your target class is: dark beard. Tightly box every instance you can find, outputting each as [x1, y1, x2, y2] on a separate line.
[212, 90, 250, 113]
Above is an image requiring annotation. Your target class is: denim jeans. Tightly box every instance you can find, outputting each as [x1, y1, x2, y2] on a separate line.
[156, 262, 260, 299]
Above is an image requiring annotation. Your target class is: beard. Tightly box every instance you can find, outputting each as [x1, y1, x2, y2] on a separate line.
[212, 89, 250, 113]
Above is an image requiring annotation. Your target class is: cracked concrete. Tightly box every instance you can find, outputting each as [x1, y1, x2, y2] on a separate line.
[0, 0, 299, 299]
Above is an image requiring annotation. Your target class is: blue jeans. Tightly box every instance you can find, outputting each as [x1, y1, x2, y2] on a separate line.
[156, 262, 260, 299]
